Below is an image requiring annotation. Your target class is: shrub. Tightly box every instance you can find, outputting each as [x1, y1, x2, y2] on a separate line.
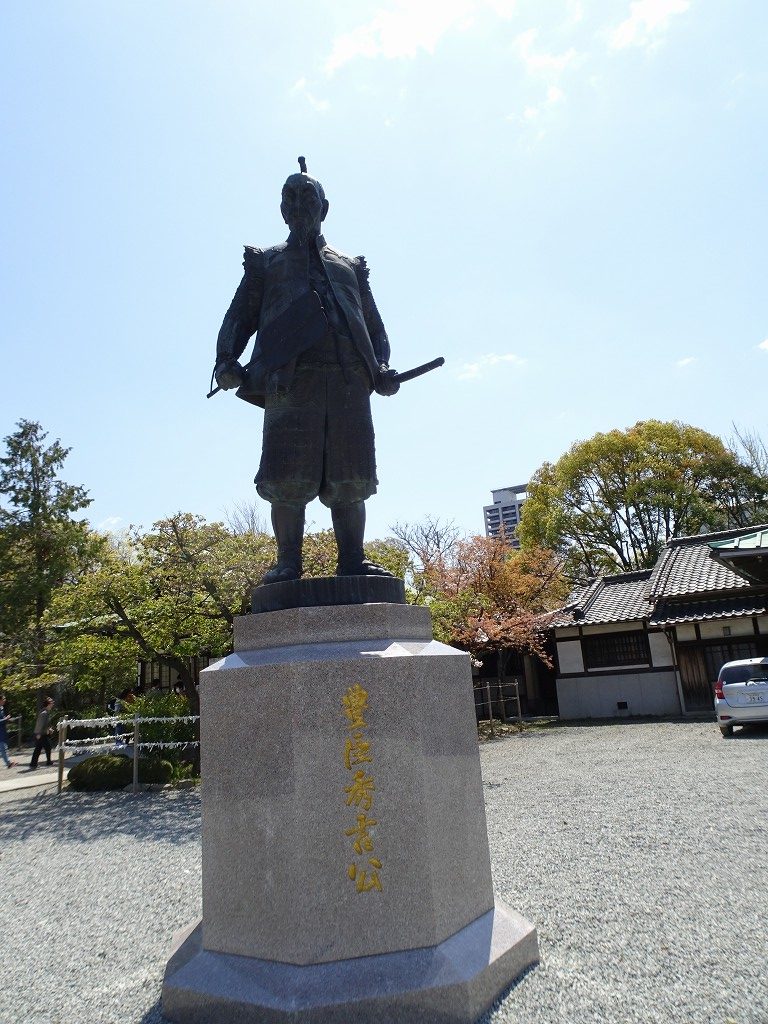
[130, 692, 199, 778]
[67, 753, 173, 791]
[130, 692, 197, 747]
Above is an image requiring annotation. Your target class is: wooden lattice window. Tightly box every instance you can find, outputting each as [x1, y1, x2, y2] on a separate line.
[582, 631, 650, 670]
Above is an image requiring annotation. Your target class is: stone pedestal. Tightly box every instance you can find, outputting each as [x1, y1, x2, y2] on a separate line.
[162, 600, 538, 1023]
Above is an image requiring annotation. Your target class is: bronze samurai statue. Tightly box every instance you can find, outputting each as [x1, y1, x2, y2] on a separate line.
[213, 158, 400, 585]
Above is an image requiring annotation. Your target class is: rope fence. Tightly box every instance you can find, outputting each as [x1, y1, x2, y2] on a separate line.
[473, 679, 524, 738]
[57, 714, 200, 795]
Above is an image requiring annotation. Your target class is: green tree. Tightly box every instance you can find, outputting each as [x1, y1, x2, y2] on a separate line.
[0, 420, 94, 695]
[48, 514, 275, 713]
[48, 514, 411, 714]
[299, 527, 410, 581]
[519, 419, 768, 581]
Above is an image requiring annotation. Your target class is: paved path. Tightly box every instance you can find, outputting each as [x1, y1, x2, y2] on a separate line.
[0, 765, 60, 792]
[0, 750, 89, 794]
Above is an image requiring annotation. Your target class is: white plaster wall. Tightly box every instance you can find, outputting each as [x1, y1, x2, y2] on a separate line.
[581, 620, 644, 636]
[648, 631, 674, 668]
[757, 616, 768, 634]
[675, 623, 696, 641]
[556, 670, 681, 719]
[699, 617, 754, 639]
[557, 640, 584, 674]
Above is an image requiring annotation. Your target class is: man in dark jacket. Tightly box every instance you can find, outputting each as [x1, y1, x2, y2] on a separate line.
[214, 163, 399, 584]
[29, 696, 55, 770]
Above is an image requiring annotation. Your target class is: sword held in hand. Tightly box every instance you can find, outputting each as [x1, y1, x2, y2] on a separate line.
[208, 356, 445, 398]
[391, 357, 444, 384]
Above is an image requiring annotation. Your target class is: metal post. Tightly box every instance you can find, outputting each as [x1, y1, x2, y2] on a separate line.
[514, 677, 524, 731]
[57, 719, 67, 795]
[497, 682, 507, 724]
[132, 714, 139, 794]
[484, 680, 495, 738]
[16, 715, 22, 753]
[497, 652, 507, 724]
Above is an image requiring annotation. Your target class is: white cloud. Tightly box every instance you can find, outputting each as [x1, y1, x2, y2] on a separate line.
[513, 28, 580, 75]
[608, 0, 691, 51]
[758, 339, 768, 352]
[506, 28, 577, 134]
[676, 356, 696, 368]
[512, 83, 565, 131]
[324, 0, 517, 74]
[456, 352, 526, 381]
[290, 78, 330, 112]
[510, 84, 564, 127]
[325, 0, 473, 73]
[564, 0, 584, 26]
[97, 516, 124, 532]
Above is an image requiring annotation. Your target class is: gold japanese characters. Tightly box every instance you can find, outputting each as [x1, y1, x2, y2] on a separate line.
[342, 683, 383, 893]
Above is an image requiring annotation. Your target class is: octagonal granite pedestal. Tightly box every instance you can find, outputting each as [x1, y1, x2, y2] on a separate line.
[162, 591, 538, 1023]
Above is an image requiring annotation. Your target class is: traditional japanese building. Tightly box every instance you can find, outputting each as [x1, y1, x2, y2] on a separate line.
[551, 525, 768, 718]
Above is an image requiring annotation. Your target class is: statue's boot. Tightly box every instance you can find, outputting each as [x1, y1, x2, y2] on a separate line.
[332, 501, 395, 577]
[261, 502, 304, 585]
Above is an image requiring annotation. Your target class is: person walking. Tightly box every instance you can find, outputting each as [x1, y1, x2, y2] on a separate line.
[29, 696, 55, 770]
[0, 694, 16, 769]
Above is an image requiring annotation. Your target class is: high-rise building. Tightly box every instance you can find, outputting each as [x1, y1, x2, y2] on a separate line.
[483, 485, 528, 544]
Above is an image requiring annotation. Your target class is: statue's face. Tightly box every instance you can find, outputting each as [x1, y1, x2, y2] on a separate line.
[281, 174, 328, 241]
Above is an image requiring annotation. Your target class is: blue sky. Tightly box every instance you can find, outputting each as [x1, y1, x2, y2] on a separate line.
[1, 0, 766, 541]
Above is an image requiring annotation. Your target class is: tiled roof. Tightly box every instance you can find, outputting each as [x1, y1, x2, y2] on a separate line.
[553, 526, 768, 632]
[645, 526, 766, 599]
[709, 527, 768, 552]
[553, 570, 653, 627]
[708, 526, 768, 585]
[650, 593, 768, 625]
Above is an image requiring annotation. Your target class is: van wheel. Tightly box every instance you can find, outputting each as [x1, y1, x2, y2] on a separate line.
[719, 725, 734, 738]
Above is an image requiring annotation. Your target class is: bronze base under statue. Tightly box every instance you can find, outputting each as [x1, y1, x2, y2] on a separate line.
[251, 574, 406, 613]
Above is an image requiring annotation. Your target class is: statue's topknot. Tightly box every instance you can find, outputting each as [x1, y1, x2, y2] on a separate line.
[284, 156, 325, 203]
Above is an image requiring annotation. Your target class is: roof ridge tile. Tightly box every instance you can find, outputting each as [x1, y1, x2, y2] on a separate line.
[666, 523, 768, 547]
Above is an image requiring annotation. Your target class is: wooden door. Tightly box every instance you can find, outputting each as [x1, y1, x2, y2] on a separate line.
[676, 646, 714, 712]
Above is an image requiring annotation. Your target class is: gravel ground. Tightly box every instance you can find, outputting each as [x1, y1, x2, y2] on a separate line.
[1, 720, 766, 1024]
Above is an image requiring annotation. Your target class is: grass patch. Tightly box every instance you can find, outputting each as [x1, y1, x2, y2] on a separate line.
[477, 717, 560, 741]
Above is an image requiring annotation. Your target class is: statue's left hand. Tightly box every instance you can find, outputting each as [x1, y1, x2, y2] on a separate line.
[375, 365, 400, 397]
[215, 359, 245, 391]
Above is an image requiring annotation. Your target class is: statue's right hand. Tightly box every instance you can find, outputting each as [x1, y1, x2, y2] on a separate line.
[215, 360, 245, 390]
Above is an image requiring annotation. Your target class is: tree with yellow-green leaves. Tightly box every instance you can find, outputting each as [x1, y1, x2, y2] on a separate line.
[46, 515, 411, 714]
[518, 419, 768, 582]
[47, 513, 275, 714]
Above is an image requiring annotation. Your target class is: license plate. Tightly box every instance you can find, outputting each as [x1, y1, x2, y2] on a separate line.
[747, 693, 766, 703]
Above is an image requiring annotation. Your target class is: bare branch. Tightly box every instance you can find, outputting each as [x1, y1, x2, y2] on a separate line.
[224, 500, 269, 537]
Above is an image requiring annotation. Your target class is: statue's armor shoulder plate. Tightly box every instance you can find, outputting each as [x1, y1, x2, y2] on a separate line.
[322, 244, 356, 265]
[324, 248, 371, 283]
[353, 254, 370, 281]
[243, 246, 266, 276]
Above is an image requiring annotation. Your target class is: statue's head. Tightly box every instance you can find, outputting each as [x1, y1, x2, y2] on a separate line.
[281, 157, 329, 242]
